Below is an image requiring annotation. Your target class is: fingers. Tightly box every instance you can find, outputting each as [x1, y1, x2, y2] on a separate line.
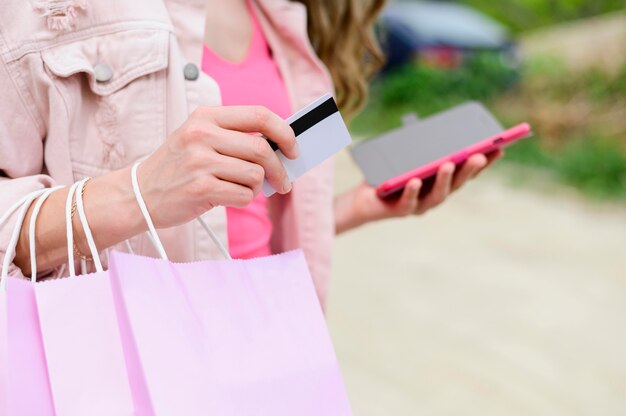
[207, 106, 299, 160]
[452, 154, 487, 190]
[206, 179, 255, 208]
[418, 162, 454, 214]
[210, 154, 266, 196]
[484, 149, 504, 170]
[452, 149, 504, 190]
[397, 178, 422, 215]
[212, 129, 291, 194]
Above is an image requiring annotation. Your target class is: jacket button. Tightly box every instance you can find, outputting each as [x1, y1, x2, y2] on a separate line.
[94, 63, 113, 82]
[183, 63, 199, 81]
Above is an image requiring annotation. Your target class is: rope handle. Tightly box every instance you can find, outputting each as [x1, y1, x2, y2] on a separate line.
[28, 186, 65, 281]
[75, 178, 103, 272]
[65, 181, 81, 277]
[130, 162, 231, 261]
[1, 189, 49, 290]
[65, 178, 106, 277]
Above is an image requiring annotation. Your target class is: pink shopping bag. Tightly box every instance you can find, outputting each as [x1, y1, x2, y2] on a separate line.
[108, 249, 352, 415]
[0, 190, 56, 416]
[3, 163, 352, 415]
[100, 162, 352, 414]
[32, 180, 148, 416]
[0, 289, 5, 412]
[2, 278, 55, 416]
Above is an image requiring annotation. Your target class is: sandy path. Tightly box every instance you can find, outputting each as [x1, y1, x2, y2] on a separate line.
[327, 150, 626, 415]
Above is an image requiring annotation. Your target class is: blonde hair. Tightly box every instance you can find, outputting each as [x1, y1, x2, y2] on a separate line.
[294, 0, 387, 119]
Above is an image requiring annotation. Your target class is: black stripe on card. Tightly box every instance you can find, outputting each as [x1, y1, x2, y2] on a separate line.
[290, 97, 339, 136]
[268, 97, 339, 151]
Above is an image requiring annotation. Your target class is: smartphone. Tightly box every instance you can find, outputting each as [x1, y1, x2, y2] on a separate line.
[350, 102, 532, 198]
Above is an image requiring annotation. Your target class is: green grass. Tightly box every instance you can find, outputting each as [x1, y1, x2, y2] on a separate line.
[504, 137, 626, 200]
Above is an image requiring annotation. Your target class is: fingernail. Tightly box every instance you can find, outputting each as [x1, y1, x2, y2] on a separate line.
[293, 142, 301, 158]
[282, 177, 292, 193]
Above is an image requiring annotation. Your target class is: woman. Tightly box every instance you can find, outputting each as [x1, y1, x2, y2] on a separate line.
[0, 0, 498, 307]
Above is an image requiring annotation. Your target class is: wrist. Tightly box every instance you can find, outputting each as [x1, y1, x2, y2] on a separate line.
[85, 167, 147, 250]
[334, 188, 368, 235]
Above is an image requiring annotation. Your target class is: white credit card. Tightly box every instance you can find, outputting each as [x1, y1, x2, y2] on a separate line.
[262, 93, 352, 196]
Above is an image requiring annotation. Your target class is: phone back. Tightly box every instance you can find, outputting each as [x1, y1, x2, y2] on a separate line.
[350, 101, 503, 186]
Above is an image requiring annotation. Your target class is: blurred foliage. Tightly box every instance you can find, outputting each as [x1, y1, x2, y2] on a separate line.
[454, 0, 625, 32]
[351, 52, 516, 135]
[505, 137, 626, 199]
[496, 56, 626, 199]
[497, 56, 626, 147]
[350, 53, 626, 200]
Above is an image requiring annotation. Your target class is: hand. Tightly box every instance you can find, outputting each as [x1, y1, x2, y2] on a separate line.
[335, 151, 503, 233]
[138, 106, 299, 228]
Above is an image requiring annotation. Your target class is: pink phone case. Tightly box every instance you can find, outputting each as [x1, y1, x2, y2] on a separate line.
[376, 122, 532, 198]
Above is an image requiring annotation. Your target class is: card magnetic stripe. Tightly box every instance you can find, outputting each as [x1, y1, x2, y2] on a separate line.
[268, 97, 339, 151]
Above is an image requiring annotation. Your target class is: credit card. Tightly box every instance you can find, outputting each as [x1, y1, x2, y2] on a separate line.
[262, 93, 352, 196]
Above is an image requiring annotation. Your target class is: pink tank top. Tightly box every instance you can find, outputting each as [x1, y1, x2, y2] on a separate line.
[201, 1, 292, 259]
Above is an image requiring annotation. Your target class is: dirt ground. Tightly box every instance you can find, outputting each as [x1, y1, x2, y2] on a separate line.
[521, 11, 626, 76]
[326, 150, 626, 415]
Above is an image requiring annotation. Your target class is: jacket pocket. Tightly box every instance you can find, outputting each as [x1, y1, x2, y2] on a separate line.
[41, 27, 170, 175]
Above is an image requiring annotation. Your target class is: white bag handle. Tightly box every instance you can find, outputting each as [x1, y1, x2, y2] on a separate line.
[197, 216, 232, 260]
[75, 178, 104, 273]
[65, 179, 104, 278]
[130, 162, 232, 260]
[28, 186, 65, 281]
[65, 181, 81, 277]
[1, 189, 49, 290]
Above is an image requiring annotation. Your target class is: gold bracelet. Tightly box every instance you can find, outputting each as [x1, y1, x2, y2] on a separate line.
[71, 177, 93, 261]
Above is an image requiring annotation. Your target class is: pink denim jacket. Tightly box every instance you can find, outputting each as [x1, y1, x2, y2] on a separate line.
[0, 0, 336, 306]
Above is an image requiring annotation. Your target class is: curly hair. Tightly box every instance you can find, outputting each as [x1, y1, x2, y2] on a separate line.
[294, 0, 388, 119]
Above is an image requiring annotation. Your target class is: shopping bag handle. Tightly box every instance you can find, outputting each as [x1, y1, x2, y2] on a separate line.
[74, 178, 104, 274]
[64, 179, 104, 278]
[130, 162, 231, 260]
[1, 189, 49, 290]
[28, 186, 65, 281]
[0, 181, 105, 285]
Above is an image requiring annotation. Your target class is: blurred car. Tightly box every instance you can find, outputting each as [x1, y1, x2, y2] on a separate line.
[378, 0, 519, 73]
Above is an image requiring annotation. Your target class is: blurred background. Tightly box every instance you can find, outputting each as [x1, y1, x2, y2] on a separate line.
[327, 0, 626, 414]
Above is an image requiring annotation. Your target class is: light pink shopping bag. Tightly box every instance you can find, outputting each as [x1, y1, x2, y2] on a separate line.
[0, 289, 6, 413]
[1, 278, 56, 416]
[35, 271, 150, 415]
[32, 180, 146, 416]
[0, 190, 55, 416]
[102, 162, 352, 415]
[109, 249, 352, 415]
[3, 164, 352, 415]
[0, 289, 5, 412]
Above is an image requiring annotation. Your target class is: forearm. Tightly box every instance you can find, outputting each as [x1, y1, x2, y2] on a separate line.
[334, 179, 427, 235]
[13, 166, 146, 275]
[334, 189, 367, 235]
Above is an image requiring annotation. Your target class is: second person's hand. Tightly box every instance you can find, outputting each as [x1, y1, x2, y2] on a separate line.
[334, 150, 503, 234]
